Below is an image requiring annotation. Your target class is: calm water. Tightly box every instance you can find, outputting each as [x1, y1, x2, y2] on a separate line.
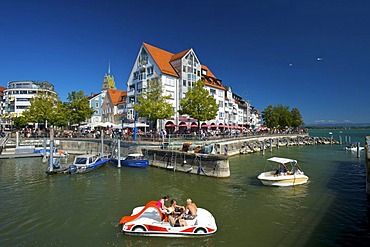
[1, 129, 370, 246]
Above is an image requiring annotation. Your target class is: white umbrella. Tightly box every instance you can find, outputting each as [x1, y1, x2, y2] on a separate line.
[122, 123, 149, 128]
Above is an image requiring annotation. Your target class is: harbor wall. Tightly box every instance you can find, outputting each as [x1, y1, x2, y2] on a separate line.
[143, 148, 230, 178]
[208, 134, 337, 156]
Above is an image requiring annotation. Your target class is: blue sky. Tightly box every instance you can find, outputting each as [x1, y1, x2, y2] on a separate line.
[1, 0, 369, 124]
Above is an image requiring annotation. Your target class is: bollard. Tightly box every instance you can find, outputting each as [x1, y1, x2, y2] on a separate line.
[262, 141, 265, 156]
[339, 136, 342, 145]
[224, 144, 228, 156]
[277, 138, 279, 149]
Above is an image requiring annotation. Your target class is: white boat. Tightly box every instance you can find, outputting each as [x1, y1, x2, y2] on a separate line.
[119, 201, 217, 237]
[344, 143, 365, 152]
[257, 157, 309, 187]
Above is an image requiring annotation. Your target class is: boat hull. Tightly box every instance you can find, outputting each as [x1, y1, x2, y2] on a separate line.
[110, 158, 149, 168]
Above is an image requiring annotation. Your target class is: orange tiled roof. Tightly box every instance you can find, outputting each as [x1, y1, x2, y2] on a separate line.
[143, 43, 178, 77]
[201, 65, 225, 90]
[170, 48, 191, 62]
[0, 86, 6, 91]
[107, 88, 127, 106]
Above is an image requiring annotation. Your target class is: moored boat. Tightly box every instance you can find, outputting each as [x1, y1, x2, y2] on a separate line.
[257, 157, 309, 187]
[110, 153, 149, 168]
[344, 143, 365, 152]
[67, 154, 109, 174]
[119, 201, 217, 237]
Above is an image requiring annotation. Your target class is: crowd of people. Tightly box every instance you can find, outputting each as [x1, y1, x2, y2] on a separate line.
[3, 125, 308, 142]
[156, 196, 198, 227]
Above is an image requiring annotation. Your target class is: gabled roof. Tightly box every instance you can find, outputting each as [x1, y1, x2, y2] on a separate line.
[170, 48, 191, 62]
[107, 88, 127, 106]
[201, 65, 225, 90]
[143, 43, 178, 77]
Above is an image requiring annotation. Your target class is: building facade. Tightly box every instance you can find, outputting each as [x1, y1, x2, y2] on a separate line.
[126, 42, 259, 131]
[1, 80, 57, 128]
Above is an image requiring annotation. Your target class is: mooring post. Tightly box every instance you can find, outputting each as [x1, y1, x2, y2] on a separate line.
[117, 139, 121, 168]
[48, 128, 54, 172]
[101, 133, 104, 156]
[357, 142, 361, 158]
[269, 138, 272, 152]
[262, 141, 265, 156]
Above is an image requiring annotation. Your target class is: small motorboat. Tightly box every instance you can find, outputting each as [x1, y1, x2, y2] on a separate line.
[344, 143, 365, 152]
[110, 153, 149, 168]
[67, 154, 109, 174]
[257, 157, 309, 187]
[119, 201, 217, 237]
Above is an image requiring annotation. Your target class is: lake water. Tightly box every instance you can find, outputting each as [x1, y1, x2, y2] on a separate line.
[1, 129, 370, 246]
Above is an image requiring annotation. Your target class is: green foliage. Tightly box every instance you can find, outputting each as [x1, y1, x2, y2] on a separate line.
[22, 90, 93, 128]
[66, 90, 95, 125]
[262, 104, 304, 128]
[291, 107, 304, 128]
[179, 80, 218, 131]
[22, 91, 62, 127]
[12, 116, 28, 129]
[133, 78, 174, 123]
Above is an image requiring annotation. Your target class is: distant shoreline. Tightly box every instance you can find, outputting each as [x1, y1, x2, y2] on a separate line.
[306, 126, 370, 129]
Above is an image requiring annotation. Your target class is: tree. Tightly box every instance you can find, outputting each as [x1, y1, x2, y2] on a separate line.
[262, 104, 304, 129]
[291, 107, 304, 128]
[12, 116, 28, 129]
[22, 91, 61, 127]
[261, 105, 278, 128]
[178, 80, 218, 133]
[133, 78, 174, 128]
[66, 90, 94, 126]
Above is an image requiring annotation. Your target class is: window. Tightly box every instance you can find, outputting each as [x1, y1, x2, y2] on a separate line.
[95, 102, 99, 107]
[183, 65, 186, 72]
[210, 89, 216, 95]
[183, 80, 186, 87]
[166, 90, 175, 99]
[218, 100, 223, 107]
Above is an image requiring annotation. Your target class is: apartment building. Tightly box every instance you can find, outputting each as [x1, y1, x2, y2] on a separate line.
[126, 42, 258, 131]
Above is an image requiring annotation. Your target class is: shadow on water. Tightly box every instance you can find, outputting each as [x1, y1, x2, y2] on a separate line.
[306, 156, 370, 247]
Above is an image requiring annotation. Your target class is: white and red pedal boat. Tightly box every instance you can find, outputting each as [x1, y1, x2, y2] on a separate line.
[119, 201, 217, 237]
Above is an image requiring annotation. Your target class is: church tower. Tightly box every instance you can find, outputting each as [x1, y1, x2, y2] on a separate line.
[101, 61, 116, 91]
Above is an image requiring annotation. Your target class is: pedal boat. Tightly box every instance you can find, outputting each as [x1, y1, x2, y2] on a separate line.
[118, 201, 217, 237]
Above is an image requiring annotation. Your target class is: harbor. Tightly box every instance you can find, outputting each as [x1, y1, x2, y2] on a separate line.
[0, 129, 369, 246]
